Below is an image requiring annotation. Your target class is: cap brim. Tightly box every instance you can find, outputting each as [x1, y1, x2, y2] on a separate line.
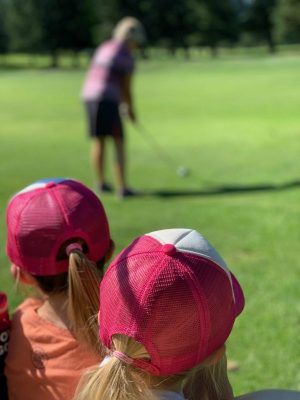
[230, 272, 245, 317]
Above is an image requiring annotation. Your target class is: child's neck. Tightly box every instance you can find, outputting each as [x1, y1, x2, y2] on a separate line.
[37, 291, 71, 330]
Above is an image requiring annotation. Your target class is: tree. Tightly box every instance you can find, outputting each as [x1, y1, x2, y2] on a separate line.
[141, 0, 196, 52]
[6, 0, 94, 67]
[0, 0, 9, 55]
[92, 0, 239, 56]
[275, 0, 300, 44]
[36, 0, 93, 67]
[190, 0, 239, 56]
[6, 0, 43, 54]
[242, 0, 278, 52]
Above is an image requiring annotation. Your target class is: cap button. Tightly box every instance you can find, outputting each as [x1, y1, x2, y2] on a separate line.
[162, 243, 177, 256]
[45, 182, 57, 189]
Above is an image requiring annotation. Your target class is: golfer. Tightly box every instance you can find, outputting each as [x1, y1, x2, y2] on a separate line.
[81, 17, 145, 198]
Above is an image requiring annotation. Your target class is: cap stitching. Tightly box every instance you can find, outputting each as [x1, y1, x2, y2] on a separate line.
[173, 229, 194, 245]
[105, 254, 164, 373]
[180, 263, 211, 363]
[146, 229, 193, 246]
[126, 257, 160, 338]
[52, 187, 71, 227]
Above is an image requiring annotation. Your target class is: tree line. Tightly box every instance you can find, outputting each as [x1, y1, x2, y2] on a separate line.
[0, 0, 299, 66]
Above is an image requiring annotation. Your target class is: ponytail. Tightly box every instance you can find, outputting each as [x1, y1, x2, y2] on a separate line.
[75, 334, 232, 400]
[74, 335, 155, 400]
[184, 352, 234, 400]
[68, 250, 103, 355]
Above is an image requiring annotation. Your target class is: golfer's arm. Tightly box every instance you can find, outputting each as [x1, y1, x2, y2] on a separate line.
[121, 73, 134, 110]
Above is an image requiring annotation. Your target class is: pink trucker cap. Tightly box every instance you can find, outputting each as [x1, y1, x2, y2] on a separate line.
[6, 178, 110, 276]
[100, 228, 244, 376]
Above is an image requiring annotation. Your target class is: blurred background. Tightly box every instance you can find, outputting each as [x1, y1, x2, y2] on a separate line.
[0, 0, 299, 67]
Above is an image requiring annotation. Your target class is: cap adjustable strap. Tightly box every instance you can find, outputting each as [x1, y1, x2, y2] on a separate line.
[113, 351, 134, 364]
[66, 243, 83, 256]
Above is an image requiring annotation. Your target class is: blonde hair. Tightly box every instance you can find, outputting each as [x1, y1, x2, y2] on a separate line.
[67, 249, 104, 355]
[12, 242, 106, 355]
[184, 351, 233, 400]
[75, 335, 154, 400]
[74, 334, 228, 400]
[113, 17, 145, 45]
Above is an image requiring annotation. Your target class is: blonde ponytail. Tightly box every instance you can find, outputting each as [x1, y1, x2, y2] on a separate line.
[184, 352, 234, 400]
[75, 334, 232, 400]
[68, 250, 103, 355]
[74, 335, 155, 400]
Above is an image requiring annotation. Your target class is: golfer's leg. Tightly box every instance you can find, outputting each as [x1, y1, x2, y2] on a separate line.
[113, 136, 126, 193]
[91, 137, 106, 186]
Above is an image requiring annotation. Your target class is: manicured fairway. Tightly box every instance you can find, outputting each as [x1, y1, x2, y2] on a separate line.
[0, 54, 300, 395]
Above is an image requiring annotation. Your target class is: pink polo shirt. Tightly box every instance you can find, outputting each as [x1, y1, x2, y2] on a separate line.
[82, 39, 134, 103]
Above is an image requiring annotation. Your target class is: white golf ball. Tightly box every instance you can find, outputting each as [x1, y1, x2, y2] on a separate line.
[177, 166, 189, 177]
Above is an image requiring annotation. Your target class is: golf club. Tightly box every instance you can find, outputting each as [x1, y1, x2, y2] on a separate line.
[134, 123, 190, 178]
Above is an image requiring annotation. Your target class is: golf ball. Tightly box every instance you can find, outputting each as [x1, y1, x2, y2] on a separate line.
[177, 166, 189, 177]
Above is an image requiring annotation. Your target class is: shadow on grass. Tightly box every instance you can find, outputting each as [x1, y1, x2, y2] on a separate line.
[0, 64, 86, 72]
[145, 179, 300, 198]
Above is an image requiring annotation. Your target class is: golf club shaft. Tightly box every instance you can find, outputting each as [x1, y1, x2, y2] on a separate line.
[134, 123, 179, 168]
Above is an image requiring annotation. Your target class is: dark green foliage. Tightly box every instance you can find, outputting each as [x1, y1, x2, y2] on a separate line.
[92, 0, 239, 54]
[36, 0, 93, 52]
[0, 0, 9, 54]
[275, 0, 300, 44]
[192, 0, 239, 54]
[131, 0, 195, 50]
[2, 0, 300, 61]
[242, 0, 278, 52]
[35, 0, 93, 66]
[5, 0, 93, 66]
[6, 0, 43, 52]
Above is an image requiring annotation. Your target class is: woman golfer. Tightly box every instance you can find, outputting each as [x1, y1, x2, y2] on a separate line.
[82, 17, 145, 198]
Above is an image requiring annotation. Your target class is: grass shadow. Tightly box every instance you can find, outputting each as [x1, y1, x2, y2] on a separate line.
[146, 179, 300, 198]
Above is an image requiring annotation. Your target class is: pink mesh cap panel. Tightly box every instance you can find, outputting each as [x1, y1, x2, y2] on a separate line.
[56, 180, 111, 265]
[6, 187, 45, 271]
[193, 257, 235, 359]
[6, 179, 110, 275]
[139, 255, 207, 375]
[99, 234, 242, 376]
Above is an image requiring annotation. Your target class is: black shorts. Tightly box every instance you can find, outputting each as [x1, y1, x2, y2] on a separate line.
[84, 99, 124, 138]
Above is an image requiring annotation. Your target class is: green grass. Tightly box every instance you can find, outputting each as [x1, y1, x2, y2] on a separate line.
[1, 53, 300, 395]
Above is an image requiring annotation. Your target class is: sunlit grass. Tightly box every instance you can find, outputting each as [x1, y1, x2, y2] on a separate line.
[0, 53, 300, 394]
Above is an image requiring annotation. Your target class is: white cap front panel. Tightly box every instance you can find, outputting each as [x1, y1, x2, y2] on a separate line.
[146, 228, 233, 293]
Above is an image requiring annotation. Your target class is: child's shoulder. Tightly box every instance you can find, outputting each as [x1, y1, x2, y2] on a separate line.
[11, 297, 71, 341]
[15, 297, 43, 313]
[12, 297, 43, 325]
[9, 297, 45, 342]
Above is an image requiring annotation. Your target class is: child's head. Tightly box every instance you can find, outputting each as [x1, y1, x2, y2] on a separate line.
[6, 178, 113, 351]
[75, 228, 244, 400]
[7, 178, 111, 281]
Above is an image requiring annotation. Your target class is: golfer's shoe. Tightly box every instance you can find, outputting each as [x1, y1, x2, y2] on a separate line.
[98, 182, 113, 193]
[117, 187, 142, 199]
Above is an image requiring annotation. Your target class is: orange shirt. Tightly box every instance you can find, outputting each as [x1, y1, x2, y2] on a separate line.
[5, 298, 100, 400]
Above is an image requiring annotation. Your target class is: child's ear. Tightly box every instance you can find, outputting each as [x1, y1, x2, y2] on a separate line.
[10, 264, 20, 281]
[11, 264, 37, 286]
[104, 239, 115, 263]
